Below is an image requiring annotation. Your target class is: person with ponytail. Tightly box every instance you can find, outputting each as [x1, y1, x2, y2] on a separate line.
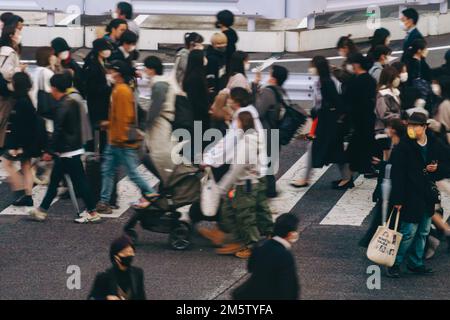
[174, 32, 204, 89]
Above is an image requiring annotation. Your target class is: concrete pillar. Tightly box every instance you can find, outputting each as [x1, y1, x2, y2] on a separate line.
[247, 17, 256, 32]
[440, 1, 448, 14]
[47, 12, 55, 27]
[307, 14, 315, 30]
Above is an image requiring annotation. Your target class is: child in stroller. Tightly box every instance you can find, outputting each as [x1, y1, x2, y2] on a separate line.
[124, 154, 206, 250]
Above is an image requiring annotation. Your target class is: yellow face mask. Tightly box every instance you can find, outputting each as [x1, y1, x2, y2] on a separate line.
[407, 127, 417, 140]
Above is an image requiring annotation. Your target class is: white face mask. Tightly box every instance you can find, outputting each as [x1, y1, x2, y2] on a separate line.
[432, 84, 442, 96]
[400, 21, 408, 31]
[422, 48, 429, 58]
[392, 77, 401, 88]
[128, 45, 136, 53]
[244, 62, 251, 72]
[112, 12, 119, 19]
[59, 51, 70, 61]
[106, 74, 116, 85]
[415, 98, 426, 109]
[12, 33, 22, 45]
[346, 64, 355, 74]
[288, 231, 299, 244]
[101, 50, 112, 59]
[385, 37, 391, 46]
[49, 55, 58, 68]
[338, 49, 346, 58]
[308, 67, 318, 76]
[400, 72, 408, 83]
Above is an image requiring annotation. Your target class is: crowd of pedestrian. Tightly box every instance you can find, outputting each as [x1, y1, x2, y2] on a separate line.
[1, 3, 450, 299]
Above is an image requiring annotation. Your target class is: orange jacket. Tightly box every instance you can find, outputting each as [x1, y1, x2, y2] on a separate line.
[108, 83, 138, 148]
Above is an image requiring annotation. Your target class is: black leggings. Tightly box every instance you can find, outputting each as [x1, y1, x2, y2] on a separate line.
[40, 155, 95, 212]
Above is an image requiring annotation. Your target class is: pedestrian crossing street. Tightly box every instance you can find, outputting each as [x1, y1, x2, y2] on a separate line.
[0, 155, 449, 225]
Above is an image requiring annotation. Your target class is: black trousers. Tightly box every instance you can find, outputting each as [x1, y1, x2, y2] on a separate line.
[40, 155, 95, 212]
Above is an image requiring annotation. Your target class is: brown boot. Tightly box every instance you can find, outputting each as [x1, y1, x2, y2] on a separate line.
[216, 243, 245, 255]
[197, 227, 227, 246]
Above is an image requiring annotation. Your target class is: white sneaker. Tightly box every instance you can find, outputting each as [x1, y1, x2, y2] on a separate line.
[29, 208, 48, 222]
[74, 212, 102, 224]
[78, 211, 89, 218]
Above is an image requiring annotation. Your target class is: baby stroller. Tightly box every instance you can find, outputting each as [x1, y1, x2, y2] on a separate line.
[124, 155, 205, 250]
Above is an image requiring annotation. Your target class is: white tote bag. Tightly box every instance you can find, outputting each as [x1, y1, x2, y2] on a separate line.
[200, 168, 221, 217]
[367, 209, 403, 267]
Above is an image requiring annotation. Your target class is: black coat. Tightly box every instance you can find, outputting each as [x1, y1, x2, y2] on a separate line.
[390, 132, 450, 223]
[344, 72, 377, 173]
[406, 57, 431, 85]
[88, 266, 146, 300]
[49, 95, 82, 154]
[312, 78, 345, 168]
[184, 73, 210, 129]
[206, 46, 226, 100]
[62, 58, 85, 98]
[4, 96, 37, 156]
[83, 55, 112, 125]
[232, 239, 300, 300]
[401, 28, 424, 62]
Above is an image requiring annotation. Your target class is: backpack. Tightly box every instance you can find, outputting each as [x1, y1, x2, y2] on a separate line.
[267, 86, 308, 145]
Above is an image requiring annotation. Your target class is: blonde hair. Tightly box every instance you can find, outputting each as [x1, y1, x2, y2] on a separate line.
[211, 32, 228, 46]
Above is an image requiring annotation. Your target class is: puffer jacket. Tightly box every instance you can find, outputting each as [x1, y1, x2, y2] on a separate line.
[375, 87, 401, 136]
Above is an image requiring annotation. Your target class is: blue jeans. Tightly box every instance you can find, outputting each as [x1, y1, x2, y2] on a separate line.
[100, 145, 155, 203]
[394, 215, 432, 268]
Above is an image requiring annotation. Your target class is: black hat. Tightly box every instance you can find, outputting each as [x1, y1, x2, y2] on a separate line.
[109, 235, 134, 263]
[51, 37, 71, 55]
[106, 60, 133, 77]
[92, 38, 113, 52]
[408, 112, 428, 126]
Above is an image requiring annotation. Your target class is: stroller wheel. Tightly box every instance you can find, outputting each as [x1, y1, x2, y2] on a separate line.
[125, 229, 139, 245]
[169, 222, 191, 250]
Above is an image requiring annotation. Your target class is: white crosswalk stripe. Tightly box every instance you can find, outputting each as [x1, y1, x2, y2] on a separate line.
[320, 176, 377, 226]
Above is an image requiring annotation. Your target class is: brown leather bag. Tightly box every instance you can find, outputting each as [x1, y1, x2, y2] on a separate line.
[0, 96, 13, 148]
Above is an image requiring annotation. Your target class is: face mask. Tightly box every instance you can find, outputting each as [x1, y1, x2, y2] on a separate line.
[308, 67, 318, 76]
[49, 55, 58, 68]
[216, 46, 226, 53]
[112, 12, 119, 19]
[13, 33, 22, 44]
[392, 77, 401, 88]
[422, 49, 429, 58]
[244, 62, 251, 72]
[59, 51, 70, 61]
[106, 74, 116, 85]
[432, 84, 442, 96]
[400, 21, 408, 31]
[118, 255, 134, 268]
[407, 127, 417, 140]
[400, 72, 408, 83]
[128, 45, 137, 53]
[288, 231, 299, 244]
[415, 98, 426, 109]
[346, 64, 355, 74]
[385, 37, 391, 46]
[101, 50, 112, 59]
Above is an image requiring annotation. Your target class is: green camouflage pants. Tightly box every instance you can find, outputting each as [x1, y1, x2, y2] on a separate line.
[219, 179, 273, 245]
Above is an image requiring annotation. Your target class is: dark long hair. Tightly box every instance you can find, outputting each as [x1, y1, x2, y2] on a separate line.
[0, 24, 16, 48]
[311, 56, 331, 83]
[228, 51, 248, 77]
[368, 28, 391, 53]
[183, 49, 208, 93]
[336, 35, 359, 56]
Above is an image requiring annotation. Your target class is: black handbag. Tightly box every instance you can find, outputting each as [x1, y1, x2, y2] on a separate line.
[36, 69, 56, 119]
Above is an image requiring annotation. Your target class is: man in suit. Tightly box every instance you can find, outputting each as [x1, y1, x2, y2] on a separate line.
[232, 213, 300, 300]
[400, 8, 424, 62]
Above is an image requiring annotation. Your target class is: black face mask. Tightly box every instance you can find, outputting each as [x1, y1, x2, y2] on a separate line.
[118, 255, 134, 268]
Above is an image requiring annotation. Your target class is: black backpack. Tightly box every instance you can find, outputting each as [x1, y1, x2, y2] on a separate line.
[267, 86, 308, 145]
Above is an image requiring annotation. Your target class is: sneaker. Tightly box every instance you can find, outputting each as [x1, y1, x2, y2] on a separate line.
[13, 195, 33, 207]
[216, 243, 245, 255]
[385, 265, 401, 278]
[96, 202, 112, 215]
[406, 265, 434, 275]
[74, 212, 102, 224]
[78, 211, 89, 218]
[425, 236, 440, 260]
[29, 208, 48, 222]
[235, 247, 252, 259]
[197, 227, 227, 246]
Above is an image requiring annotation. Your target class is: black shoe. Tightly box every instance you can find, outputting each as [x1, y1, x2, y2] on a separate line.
[13, 195, 33, 207]
[385, 265, 401, 278]
[406, 265, 434, 275]
[332, 179, 355, 190]
[290, 182, 309, 188]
